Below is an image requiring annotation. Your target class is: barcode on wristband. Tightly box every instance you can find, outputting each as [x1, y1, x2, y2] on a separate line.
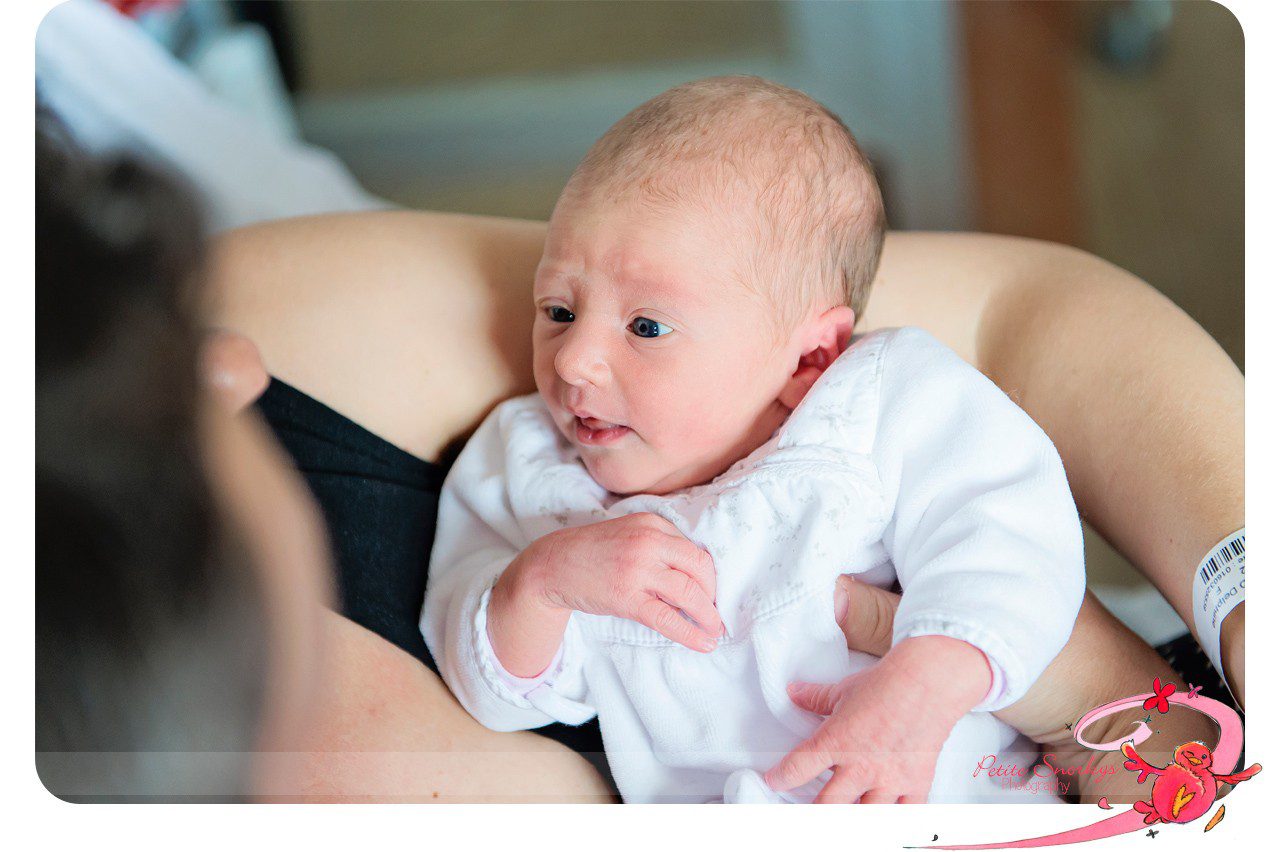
[1191, 528, 1245, 699]
[1199, 533, 1246, 585]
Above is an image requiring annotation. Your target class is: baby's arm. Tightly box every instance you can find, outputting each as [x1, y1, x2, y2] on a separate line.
[875, 328, 1085, 709]
[768, 328, 1085, 802]
[424, 402, 723, 733]
[423, 407, 595, 731]
[487, 511, 723, 673]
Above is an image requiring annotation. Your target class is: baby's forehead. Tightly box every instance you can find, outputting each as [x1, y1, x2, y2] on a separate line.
[587, 236, 743, 313]
[553, 188, 766, 288]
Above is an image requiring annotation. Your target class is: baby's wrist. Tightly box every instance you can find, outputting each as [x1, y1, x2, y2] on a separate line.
[883, 635, 994, 722]
[505, 536, 567, 613]
[488, 547, 573, 677]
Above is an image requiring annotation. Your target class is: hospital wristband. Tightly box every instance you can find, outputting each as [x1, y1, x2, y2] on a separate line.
[1190, 528, 1245, 694]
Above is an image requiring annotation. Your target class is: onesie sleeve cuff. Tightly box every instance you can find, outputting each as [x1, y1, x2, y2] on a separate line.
[472, 583, 595, 726]
[483, 626, 566, 699]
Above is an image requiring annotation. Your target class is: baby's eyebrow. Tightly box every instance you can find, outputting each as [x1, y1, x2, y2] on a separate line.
[533, 267, 589, 296]
[540, 255, 716, 320]
[609, 257, 703, 299]
[535, 263, 582, 283]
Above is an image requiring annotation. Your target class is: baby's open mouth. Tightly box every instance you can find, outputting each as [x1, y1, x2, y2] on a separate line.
[574, 416, 632, 446]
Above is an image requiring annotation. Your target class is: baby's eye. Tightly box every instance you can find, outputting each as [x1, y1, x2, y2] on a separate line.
[546, 305, 575, 323]
[628, 317, 673, 338]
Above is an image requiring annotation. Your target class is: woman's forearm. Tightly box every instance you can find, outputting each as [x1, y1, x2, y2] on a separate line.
[271, 610, 614, 802]
[1000, 595, 1219, 804]
[864, 233, 1245, 701]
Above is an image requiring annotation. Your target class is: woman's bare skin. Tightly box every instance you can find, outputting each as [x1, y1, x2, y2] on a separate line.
[286, 611, 616, 802]
[207, 213, 1242, 802]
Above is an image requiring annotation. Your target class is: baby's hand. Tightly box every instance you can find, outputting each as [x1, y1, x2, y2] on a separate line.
[764, 635, 992, 803]
[522, 512, 723, 651]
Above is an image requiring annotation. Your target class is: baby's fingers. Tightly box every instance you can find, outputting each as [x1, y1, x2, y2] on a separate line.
[764, 733, 834, 792]
[656, 538, 717, 603]
[634, 597, 717, 653]
[651, 570, 723, 636]
[858, 789, 898, 804]
[814, 767, 865, 804]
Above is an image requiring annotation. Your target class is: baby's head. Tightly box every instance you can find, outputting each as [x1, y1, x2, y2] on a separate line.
[533, 76, 885, 496]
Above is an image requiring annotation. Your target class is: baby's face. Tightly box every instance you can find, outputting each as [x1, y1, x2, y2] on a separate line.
[533, 195, 799, 495]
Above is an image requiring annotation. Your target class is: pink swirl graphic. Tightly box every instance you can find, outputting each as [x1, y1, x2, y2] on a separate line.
[918, 689, 1250, 849]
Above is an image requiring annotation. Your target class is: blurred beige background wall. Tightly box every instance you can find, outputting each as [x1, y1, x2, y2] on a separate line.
[290, 0, 788, 91]
[1075, 3, 1243, 367]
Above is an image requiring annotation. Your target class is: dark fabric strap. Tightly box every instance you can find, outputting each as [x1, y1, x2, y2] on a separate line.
[256, 377, 444, 665]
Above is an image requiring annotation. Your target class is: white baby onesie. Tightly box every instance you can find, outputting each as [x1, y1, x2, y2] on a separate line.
[423, 327, 1085, 803]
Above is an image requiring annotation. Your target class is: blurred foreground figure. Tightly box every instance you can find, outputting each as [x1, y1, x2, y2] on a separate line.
[35, 112, 330, 801]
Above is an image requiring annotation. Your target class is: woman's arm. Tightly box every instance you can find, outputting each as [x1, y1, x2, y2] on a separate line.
[273, 610, 614, 802]
[208, 214, 619, 801]
[860, 232, 1245, 703]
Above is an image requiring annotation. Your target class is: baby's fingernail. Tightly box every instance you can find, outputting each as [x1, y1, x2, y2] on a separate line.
[700, 636, 717, 652]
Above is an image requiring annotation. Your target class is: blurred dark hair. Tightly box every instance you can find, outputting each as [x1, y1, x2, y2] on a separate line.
[35, 108, 268, 801]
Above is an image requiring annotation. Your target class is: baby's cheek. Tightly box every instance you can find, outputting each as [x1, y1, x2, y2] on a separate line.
[653, 373, 718, 426]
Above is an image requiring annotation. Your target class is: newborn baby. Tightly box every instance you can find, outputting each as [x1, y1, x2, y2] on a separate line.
[424, 76, 1084, 803]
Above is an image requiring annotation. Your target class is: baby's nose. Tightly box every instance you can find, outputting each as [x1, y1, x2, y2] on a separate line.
[554, 327, 611, 387]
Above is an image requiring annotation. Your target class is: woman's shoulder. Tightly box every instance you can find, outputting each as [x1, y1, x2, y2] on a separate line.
[211, 209, 545, 298]
[217, 207, 543, 245]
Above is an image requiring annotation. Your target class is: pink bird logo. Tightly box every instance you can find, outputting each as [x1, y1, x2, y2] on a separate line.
[1122, 740, 1261, 825]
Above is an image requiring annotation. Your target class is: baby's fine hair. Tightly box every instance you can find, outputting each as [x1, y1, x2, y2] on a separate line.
[566, 75, 887, 327]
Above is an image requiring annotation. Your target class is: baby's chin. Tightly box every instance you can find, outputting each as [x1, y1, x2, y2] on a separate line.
[582, 453, 697, 497]
[582, 455, 655, 496]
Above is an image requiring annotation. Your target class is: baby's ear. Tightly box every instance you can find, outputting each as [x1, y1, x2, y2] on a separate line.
[777, 306, 855, 411]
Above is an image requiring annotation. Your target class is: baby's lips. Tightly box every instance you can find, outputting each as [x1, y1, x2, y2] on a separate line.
[580, 415, 623, 430]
